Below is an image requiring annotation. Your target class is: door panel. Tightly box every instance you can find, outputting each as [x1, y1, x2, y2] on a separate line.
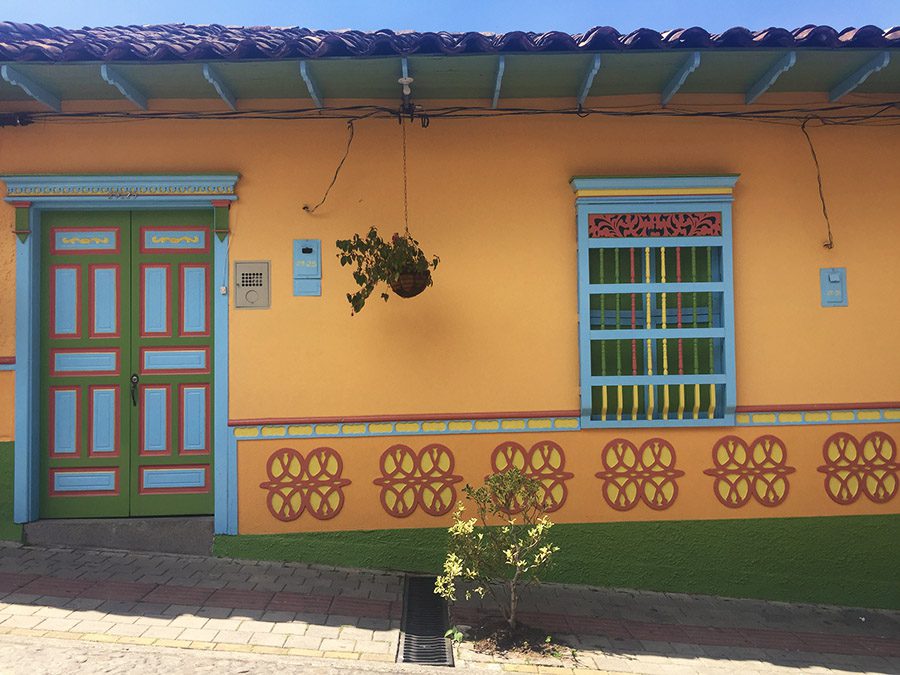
[40, 209, 214, 518]
[41, 211, 132, 517]
[129, 210, 214, 516]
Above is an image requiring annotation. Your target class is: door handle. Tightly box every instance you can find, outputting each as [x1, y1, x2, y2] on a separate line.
[130, 374, 139, 407]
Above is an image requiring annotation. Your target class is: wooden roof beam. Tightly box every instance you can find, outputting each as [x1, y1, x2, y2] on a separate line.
[662, 52, 701, 107]
[299, 61, 323, 108]
[0, 65, 61, 111]
[202, 64, 237, 111]
[745, 51, 797, 104]
[829, 51, 890, 102]
[491, 56, 506, 109]
[100, 64, 147, 110]
[577, 54, 602, 107]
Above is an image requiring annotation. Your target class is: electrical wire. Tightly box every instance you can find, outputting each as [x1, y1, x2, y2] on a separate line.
[302, 119, 357, 214]
[800, 118, 835, 249]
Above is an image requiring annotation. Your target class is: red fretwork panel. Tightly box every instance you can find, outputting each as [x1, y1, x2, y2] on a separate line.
[595, 438, 685, 511]
[373, 444, 463, 518]
[259, 447, 351, 521]
[588, 212, 722, 238]
[703, 435, 795, 508]
[490, 440, 574, 514]
[817, 431, 898, 505]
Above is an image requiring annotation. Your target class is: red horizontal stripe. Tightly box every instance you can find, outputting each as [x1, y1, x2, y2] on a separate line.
[228, 409, 580, 427]
[0, 356, 14, 365]
[736, 402, 900, 413]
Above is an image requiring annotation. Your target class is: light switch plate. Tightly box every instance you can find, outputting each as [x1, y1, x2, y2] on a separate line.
[820, 267, 847, 307]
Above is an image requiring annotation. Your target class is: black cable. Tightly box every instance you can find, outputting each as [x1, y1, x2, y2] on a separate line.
[800, 118, 835, 250]
[302, 119, 356, 214]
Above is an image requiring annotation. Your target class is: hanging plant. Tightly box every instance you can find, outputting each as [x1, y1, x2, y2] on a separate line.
[336, 120, 439, 315]
[336, 227, 439, 314]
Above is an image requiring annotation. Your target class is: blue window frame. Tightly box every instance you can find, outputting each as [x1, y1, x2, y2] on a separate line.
[571, 176, 738, 428]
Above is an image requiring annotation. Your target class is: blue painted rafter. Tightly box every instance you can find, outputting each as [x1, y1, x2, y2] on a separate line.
[491, 56, 505, 109]
[829, 51, 891, 102]
[0, 65, 61, 112]
[662, 52, 701, 106]
[745, 51, 797, 104]
[100, 64, 148, 110]
[299, 61, 323, 108]
[577, 54, 602, 107]
[202, 64, 237, 111]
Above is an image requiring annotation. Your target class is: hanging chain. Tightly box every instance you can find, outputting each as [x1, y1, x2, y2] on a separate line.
[401, 120, 410, 235]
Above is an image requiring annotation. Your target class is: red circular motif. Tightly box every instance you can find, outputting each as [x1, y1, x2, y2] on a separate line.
[704, 435, 794, 508]
[818, 431, 898, 505]
[259, 446, 351, 521]
[489, 440, 574, 514]
[596, 438, 684, 511]
[373, 443, 462, 518]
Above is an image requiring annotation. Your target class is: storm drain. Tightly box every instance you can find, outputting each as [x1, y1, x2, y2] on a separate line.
[398, 575, 454, 666]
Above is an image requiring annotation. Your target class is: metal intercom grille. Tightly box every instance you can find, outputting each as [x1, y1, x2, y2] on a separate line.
[240, 271, 264, 287]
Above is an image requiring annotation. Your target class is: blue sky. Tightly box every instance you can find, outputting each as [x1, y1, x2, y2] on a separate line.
[3, 1, 898, 32]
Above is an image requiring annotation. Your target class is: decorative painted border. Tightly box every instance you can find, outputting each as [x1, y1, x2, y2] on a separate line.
[3, 174, 238, 200]
[735, 406, 900, 426]
[0, 356, 14, 371]
[230, 413, 581, 440]
[228, 403, 900, 440]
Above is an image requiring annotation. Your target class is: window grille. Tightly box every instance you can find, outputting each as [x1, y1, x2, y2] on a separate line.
[572, 177, 738, 427]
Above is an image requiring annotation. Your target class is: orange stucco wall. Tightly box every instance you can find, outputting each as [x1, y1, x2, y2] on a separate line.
[0, 97, 898, 419]
[0, 96, 898, 533]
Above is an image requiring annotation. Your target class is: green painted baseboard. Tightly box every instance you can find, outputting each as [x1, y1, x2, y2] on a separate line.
[214, 514, 900, 610]
[0, 442, 22, 542]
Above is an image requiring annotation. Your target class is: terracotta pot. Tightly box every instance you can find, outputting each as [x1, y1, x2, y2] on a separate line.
[390, 269, 431, 298]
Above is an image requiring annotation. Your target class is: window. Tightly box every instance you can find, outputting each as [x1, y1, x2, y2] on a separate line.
[571, 176, 738, 427]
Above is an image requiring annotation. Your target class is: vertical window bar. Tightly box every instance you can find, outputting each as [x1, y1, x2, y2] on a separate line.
[691, 247, 700, 420]
[676, 246, 685, 419]
[644, 246, 653, 421]
[707, 246, 716, 420]
[629, 247, 637, 420]
[615, 251, 623, 420]
[660, 246, 670, 419]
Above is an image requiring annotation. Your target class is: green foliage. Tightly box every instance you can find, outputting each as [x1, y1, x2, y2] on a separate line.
[434, 469, 560, 631]
[335, 226, 439, 314]
[444, 626, 465, 644]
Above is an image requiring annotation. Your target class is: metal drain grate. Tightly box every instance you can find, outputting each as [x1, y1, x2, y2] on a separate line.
[399, 575, 454, 667]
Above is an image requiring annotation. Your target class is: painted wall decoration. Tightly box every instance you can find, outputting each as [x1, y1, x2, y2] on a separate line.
[490, 440, 573, 513]
[595, 438, 684, 511]
[588, 212, 722, 238]
[703, 435, 795, 508]
[259, 447, 351, 521]
[373, 443, 462, 518]
[818, 431, 898, 505]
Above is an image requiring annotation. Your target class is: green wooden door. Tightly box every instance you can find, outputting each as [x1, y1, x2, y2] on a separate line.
[40, 210, 214, 518]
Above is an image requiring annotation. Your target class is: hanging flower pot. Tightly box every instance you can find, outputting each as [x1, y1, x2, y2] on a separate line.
[336, 227, 439, 314]
[390, 268, 431, 298]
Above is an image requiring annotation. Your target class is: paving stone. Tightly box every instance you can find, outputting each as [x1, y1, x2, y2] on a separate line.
[2, 614, 48, 629]
[269, 621, 309, 636]
[353, 639, 393, 654]
[236, 619, 275, 633]
[304, 624, 342, 638]
[247, 632, 287, 648]
[141, 625, 185, 640]
[104, 623, 149, 637]
[319, 637, 355, 652]
[72, 620, 113, 633]
[213, 630, 254, 644]
[34, 617, 81, 631]
[167, 615, 209, 629]
[177, 627, 219, 642]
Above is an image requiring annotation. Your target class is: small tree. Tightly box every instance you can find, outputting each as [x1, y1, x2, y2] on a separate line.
[434, 469, 559, 631]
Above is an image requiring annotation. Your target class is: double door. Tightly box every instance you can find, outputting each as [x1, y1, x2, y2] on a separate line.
[41, 210, 214, 517]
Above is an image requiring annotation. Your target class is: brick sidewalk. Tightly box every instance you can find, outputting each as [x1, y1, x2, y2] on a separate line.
[1, 542, 898, 674]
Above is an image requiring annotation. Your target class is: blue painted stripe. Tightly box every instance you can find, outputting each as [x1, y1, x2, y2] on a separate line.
[143, 388, 168, 452]
[53, 229, 117, 252]
[91, 388, 116, 453]
[53, 470, 116, 493]
[182, 266, 206, 333]
[93, 267, 117, 334]
[53, 267, 78, 335]
[571, 176, 739, 191]
[143, 266, 168, 334]
[0, 362, 14, 371]
[143, 229, 206, 250]
[53, 350, 117, 373]
[52, 389, 77, 454]
[214, 235, 234, 534]
[182, 386, 206, 451]
[142, 467, 206, 490]
[586, 236, 723, 249]
[143, 349, 207, 371]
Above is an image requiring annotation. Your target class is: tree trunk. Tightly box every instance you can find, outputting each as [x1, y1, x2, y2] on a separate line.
[508, 580, 518, 631]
